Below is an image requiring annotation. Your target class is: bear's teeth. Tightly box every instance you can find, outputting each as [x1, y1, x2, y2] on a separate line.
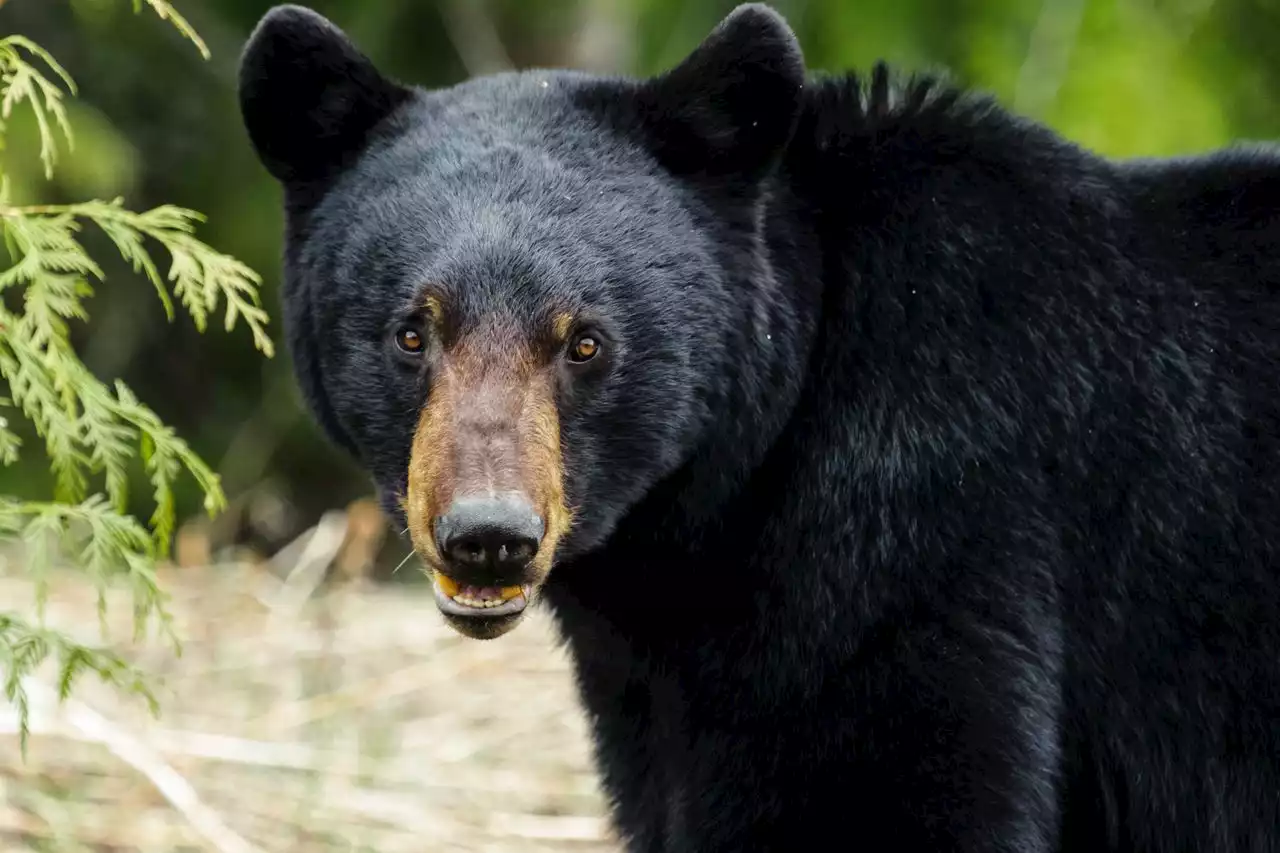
[451, 592, 525, 609]
[437, 579, 532, 610]
[451, 584, 525, 603]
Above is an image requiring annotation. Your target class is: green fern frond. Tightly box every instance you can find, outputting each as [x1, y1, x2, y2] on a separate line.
[0, 36, 76, 180]
[0, 611, 157, 754]
[0, 209, 103, 294]
[132, 0, 211, 60]
[0, 305, 235, 550]
[0, 496, 172, 638]
[0, 326, 92, 502]
[93, 209, 173, 320]
[0, 197, 272, 547]
[0, 402, 22, 466]
[0, 200, 275, 356]
[0, 3, 268, 750]
[114, 379, 226, 548]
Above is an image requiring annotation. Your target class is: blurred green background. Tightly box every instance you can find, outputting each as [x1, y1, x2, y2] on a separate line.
[1, 0, 1277, 573]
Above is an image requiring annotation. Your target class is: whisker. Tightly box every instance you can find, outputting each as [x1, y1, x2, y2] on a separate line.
[393, 550, 418, 575]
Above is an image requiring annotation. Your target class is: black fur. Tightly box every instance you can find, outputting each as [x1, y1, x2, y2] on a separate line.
[239, 4, 1280, 851]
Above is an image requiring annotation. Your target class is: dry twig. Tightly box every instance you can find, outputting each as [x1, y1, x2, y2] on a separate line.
[21, 680, 260, 853]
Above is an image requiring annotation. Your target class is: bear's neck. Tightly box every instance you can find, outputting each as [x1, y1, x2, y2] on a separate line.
[660, 173, 828, 538]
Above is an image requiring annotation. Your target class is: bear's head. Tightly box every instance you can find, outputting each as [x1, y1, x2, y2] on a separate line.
[239, 3, 808, 638]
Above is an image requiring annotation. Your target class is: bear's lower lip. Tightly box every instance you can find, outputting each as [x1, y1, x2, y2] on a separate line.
[432, 576, 531, 640]
[439, 609, 527, 640]
[431, 575, 532, 619]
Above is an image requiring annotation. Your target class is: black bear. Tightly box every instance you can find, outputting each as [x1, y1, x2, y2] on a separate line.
[238, 4, 1280, 851]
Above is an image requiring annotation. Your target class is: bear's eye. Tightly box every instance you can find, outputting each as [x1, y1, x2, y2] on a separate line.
[394, 325, 426, 355]
[567, 335, 600, 364]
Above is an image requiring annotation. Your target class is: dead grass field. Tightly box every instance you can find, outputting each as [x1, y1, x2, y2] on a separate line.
[0, 522, 621, 853]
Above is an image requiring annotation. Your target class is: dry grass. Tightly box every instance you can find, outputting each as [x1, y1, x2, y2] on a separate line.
[0, 515, 620, 853]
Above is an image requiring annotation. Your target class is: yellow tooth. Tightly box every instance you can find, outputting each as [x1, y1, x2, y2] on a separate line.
[500, 585, 523, 601]
[435, 574, 460, 597]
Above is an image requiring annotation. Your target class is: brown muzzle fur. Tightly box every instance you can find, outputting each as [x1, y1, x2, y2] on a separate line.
[404, 333, 571, 586]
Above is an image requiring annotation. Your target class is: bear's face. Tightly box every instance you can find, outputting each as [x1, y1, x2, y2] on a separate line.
[239, 3, 805, 638]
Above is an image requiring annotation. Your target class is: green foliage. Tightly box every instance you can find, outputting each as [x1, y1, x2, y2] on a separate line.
[132, 1, 210, 59]
[0, 1, 271, 752]
[1, 608, 159, 749]
[0, 34, 73, 180]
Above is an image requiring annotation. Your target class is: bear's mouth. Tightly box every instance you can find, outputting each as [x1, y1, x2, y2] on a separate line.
[431, 573, 532, 634]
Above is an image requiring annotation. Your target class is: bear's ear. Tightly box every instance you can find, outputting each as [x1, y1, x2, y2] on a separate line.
[634, 3, 805, 181]
[238, 5, 411, 184]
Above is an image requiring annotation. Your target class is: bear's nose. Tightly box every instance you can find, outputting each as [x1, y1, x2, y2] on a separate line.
[433, 496, 544, 583]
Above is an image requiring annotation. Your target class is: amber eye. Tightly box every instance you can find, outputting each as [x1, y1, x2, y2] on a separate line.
[394, 326, 425, 355]
[567, 334, 600, 363]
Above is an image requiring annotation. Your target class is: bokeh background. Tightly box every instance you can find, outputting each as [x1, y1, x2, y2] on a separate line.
[0, 0, 1277, 850]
